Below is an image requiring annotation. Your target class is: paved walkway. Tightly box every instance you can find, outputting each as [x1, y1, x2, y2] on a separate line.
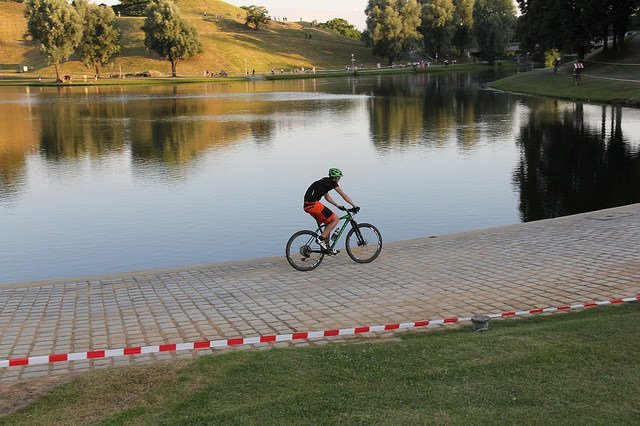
[1, 204, 639, 386]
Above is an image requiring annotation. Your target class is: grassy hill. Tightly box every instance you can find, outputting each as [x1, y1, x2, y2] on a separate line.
[0, 0, 381, 78]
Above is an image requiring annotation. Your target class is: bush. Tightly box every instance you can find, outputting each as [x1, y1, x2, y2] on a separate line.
[544, 48, 560, 68]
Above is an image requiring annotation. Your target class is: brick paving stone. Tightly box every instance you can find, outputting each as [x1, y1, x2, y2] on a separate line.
[1, 204, 640, 384]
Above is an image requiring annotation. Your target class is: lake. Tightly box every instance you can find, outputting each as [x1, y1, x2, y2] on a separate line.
[1, 71, 639, 284]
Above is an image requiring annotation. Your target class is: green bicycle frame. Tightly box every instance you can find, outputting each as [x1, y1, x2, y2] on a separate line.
[316, 212, 355, 250]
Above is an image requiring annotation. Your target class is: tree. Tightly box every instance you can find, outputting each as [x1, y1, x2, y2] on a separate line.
[473, 0, 515, 62]
[25, 0, 83, 82]
[452, 0, 474, 56]
[516, 0, 564, 55]
[420, 0, 456, 58]
[605, 0, 639, 53]
[241, 5, 270, 30]
[366, 0, 422, 65]
[142, 0, 202, 77]
[75, 1, 121, 77]
[516, 0, 639, 59]
[115, 0, 149, 16]
[319, 18, 362, 40]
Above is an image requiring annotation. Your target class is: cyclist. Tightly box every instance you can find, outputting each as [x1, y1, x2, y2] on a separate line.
[303, 168, 359, 254]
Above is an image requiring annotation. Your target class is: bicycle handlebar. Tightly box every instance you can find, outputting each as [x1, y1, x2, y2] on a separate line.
[338, 206, 360, 214]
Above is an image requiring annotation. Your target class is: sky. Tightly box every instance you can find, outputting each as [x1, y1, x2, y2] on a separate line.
[97, 0, 520, 32]
[225, 0, 369, 30]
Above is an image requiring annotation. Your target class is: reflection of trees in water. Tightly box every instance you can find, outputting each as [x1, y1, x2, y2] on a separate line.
[368, 74, 435, 151]
[129, 91, 209, 166]
[39, 88, 127, 160]
[128, 98, 277, 167]
[0, 151, 27, 203]
[368, 95, 424, 149]
[33, 87, 276, 166]
[514, 104, 640, 222]
[250, 120, 275, 144]
[4, 85, 365, 191]
[368, 72, 514, 152]
[0, 92, 41, 203]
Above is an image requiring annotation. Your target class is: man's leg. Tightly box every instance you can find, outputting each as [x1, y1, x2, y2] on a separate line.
[312, 207, 336, 253]
[317, 215, 339, 254]
[322, 215, 339, 240]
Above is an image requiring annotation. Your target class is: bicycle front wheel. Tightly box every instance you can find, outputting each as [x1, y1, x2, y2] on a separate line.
[286, 230, 324, 271]
[345, 223, 382, 263]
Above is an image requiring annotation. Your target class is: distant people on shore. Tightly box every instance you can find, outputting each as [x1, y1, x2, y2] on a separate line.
[573, 59, 584, 84]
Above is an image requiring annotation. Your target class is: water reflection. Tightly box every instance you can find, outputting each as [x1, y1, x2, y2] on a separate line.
[514, 99, 640, 221]
[39, 90, 127, 160]
[2, 78, 640, 213]
[1, 84, 361, 197]
[366, 72, 516, 151]
[0, 89, 39, 203]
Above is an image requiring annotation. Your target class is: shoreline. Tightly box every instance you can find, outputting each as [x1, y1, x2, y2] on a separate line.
[4, 62, 638, 108]
[0, 62, 514, 87]
[489, 69, 640, 107]
[2, 203, 637, 289]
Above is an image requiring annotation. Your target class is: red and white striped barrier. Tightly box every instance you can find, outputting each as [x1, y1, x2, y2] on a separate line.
[1, 296, 638, 368]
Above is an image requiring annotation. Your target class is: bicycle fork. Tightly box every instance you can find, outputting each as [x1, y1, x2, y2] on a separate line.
[350, 219, 367, 247]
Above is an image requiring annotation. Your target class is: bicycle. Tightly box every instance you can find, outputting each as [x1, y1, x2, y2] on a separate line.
[285, 207, 382, 271]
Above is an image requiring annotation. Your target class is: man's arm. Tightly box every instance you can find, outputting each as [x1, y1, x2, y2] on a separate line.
[334, 187, 357, 208]
[324, 193, 341, 208]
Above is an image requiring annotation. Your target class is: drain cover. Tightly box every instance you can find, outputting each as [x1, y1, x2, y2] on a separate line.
[587, 211, 633, 221]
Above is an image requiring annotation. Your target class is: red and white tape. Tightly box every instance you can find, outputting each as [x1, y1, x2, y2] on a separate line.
[1, 296, 638, 368]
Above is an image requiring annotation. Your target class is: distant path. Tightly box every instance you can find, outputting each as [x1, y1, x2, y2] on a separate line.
[1, 204, 639, 396]
[584, 73, 640, 83]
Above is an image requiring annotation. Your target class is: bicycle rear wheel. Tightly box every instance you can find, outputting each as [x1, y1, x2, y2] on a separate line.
[286, 230, 325, 271]
[345, 223, 382, 263]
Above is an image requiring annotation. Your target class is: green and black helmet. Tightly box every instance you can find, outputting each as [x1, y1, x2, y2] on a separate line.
[328, 168, 343, 178]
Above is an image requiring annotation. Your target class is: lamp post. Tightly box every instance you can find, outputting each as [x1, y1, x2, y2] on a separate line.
[351, 53, 355, 74]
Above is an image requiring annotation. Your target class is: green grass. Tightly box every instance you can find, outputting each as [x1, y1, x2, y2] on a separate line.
[265, 62, 510, 80]
[490, 34, 640, 106]
[489, 68, 640, 106]
[3, 303, 640, 424]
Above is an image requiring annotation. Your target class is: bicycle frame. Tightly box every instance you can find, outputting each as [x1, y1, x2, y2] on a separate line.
[316, 211, 360, 250]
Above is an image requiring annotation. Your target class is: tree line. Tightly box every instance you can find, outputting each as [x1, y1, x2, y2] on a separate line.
[365, 0, 515, 65]
[364, 0, 639, 66]
[24, 0, 200, 81]
[517, 0, 639, 59]
[22, 0, 640, 81]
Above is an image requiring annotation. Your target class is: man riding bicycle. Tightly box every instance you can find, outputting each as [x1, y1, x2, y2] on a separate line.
[304, 168, 359, 254]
